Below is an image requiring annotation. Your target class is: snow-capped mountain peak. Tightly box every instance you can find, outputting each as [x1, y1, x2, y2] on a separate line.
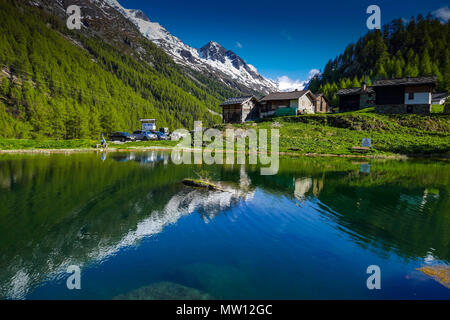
[100, 0, 277, 94]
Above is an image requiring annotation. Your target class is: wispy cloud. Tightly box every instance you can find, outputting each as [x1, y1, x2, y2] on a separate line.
[235, 42, 243, 49]
[277, 69, 320, 92]
[433, 6, 450, 22]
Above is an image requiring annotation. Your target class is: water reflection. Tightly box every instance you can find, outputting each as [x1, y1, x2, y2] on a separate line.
[110, 152, 169, 166]
[0, 152, 448, 299]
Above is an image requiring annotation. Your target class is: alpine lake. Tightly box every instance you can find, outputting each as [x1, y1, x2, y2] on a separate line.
[0, 151, 448, 299]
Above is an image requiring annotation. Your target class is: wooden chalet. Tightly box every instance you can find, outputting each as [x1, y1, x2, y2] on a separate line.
[372, 76, 437, 114]
[220, 96, 259, 123]
[336, 82, 375, 112]
[313, 93, 330, 113]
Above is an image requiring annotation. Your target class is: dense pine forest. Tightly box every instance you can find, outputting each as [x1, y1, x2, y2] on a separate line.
[0, 0, 242, 139]
[309, 14, 450, 105]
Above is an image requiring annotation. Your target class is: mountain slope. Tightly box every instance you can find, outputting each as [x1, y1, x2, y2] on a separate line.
[103, 0, 277, 94]
[0, 0, 229, 139]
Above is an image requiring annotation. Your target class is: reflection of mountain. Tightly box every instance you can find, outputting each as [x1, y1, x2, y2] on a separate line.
[91, 184, 254, 263]
[0, 154, 253, 299]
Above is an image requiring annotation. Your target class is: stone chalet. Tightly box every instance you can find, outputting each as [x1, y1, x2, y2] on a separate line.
[220, 90, 331, 124]
[259, 90, 316, 118]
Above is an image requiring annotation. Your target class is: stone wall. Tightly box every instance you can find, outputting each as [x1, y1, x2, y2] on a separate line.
[375, 104, 431, 114]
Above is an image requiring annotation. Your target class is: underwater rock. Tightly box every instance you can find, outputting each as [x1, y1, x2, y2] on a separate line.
[179, 263, 255, 299]
[113, 281, 215, 300]
[417, 265, 450, 289]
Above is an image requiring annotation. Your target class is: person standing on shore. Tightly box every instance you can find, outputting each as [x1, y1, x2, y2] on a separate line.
[100, 133, 107, 149]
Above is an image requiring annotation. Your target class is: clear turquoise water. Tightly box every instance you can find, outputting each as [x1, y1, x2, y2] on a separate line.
[0, 152, 448, 299]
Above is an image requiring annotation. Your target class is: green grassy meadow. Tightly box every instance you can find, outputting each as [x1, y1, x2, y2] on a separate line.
[1, 109, 449, 158]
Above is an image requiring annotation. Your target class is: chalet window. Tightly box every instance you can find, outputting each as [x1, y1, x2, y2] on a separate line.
[408, 92, 414, 100]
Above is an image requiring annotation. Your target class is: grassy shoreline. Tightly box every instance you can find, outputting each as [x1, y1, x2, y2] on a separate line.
[0, 142, 448, 161]
[1, 110, 449, 159]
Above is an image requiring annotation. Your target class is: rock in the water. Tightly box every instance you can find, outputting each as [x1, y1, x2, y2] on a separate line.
[113, 281, 215, 300]
[417, 265, 450, 289]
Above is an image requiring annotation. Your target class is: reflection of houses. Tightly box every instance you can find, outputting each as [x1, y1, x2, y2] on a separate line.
[294, 177, 324, 201]
[220, 96, 259, 123]
[337, 76, 437, 114]
[110, 152, 167, 166]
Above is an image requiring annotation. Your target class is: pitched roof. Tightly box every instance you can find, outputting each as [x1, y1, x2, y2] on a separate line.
[314, 93, 329, 101]
[260, 90, 311, 102]
[337, 87, 375, 96]
[432, 92, 449, 100]
[220, 96, 255, 106]
[372, 76, 437, 87]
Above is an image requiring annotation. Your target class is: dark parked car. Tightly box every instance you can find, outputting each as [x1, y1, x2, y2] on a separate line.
[151, 131, 170, 140]
[109, 132, 135, 142]
[132, 130, 158, 141]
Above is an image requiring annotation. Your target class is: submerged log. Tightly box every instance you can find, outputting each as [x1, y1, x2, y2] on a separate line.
[182, 179, 222, 191]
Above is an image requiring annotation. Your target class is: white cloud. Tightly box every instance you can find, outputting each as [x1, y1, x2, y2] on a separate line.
[308, 69, 320, 79]
[433, 6, 450, 22]
[235, 42, 242, 48]
[276, 69, 321, 92]
[277, 76, 307, 91]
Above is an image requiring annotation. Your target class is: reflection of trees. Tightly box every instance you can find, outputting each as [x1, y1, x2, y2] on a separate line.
[0, 155, 253, 299]
[244, 158, 450, 263]
[318, 183, 450, 263]
[0, 153, 190, 298]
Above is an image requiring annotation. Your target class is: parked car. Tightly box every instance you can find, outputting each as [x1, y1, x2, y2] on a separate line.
[151, 131, 170, 140]
[159, 128, 169, 135]
[132, 130, 158, 141]
[109, 132, 135, 142]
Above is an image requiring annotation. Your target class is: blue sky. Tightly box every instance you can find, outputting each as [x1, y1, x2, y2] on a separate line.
[121, 0, 449, 85]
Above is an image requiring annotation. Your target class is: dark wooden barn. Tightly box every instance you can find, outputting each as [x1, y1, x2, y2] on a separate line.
[372, 76, 437, 114]
[220, 96, 259, 123]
